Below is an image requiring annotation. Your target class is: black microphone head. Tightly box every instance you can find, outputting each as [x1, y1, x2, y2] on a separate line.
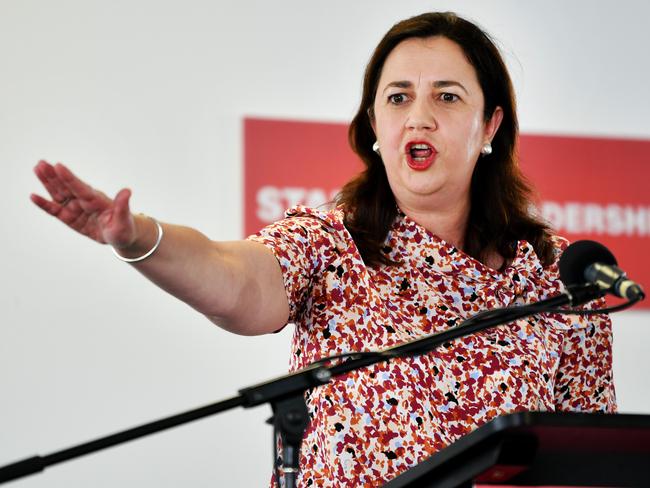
[559, 240, 617, 287]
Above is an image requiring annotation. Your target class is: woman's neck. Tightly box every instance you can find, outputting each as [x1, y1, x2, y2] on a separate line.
[398, 199, 470, 251]
[398, 200, 506, 271]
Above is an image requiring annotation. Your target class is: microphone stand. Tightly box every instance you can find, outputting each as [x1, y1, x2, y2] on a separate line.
[0, 284, 603, 487]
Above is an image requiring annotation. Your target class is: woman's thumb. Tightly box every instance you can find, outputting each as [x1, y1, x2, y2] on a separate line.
[114, 188, 132, 219]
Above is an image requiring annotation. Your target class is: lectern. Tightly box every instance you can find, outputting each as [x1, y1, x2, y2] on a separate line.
[384, 412, 650, 487]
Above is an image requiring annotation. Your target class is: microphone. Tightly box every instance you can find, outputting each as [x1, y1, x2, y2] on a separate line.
[559, 240, 645, 301]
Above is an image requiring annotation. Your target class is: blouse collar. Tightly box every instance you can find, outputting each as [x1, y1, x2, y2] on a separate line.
[388, 210, 561, 308]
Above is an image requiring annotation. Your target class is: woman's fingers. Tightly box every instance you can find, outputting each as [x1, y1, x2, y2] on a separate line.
[32, 189, 89, 228]
[30, 192, 65, 216]
[33, 160, 73, 204]
[33, 160, 106, 213]
[53, 163, 100, 202]
[33, 161, 100, 211]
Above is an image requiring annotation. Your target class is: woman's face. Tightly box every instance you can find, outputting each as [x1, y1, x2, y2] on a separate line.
[372, 36, 502, 213]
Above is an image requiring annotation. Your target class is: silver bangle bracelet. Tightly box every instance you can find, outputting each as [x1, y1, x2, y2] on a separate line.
[111, 217, 164, 263]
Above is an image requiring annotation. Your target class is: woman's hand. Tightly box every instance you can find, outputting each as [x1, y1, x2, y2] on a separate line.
[31, 160, 136, 249]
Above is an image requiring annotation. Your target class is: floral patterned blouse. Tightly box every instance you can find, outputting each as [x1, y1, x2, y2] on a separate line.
[247, 205, 616, 488]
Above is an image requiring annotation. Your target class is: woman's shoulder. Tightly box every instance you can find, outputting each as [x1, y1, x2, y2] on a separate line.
[514, 234, 567, 282]
[284, 204, 346, 229]
[248, 204, 350, 249]
[547, 234, 570, 265]
[527, 234, 572, 292]
[259, 204, 350, 242]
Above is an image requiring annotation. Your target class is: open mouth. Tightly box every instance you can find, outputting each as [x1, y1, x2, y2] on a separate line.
[405, 141, 437, 170]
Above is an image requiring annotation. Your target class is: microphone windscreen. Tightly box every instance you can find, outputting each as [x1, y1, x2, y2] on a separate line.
[559, 240, 617, 286]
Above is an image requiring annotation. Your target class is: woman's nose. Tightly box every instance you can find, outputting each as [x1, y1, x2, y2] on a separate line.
[405, 99, 437, 131]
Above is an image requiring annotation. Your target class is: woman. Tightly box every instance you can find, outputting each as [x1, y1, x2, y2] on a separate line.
[32, 12, 615, 488]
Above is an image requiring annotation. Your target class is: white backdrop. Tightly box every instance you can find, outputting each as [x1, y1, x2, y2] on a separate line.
[1, 1, 649, 487]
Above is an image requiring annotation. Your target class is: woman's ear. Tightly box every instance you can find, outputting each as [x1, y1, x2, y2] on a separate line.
[367, 106, 377, 134]
[485, 106, 504, 141]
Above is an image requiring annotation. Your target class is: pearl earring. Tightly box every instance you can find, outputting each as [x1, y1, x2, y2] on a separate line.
[481, 142, 492, 155]
[372, 141, 380, 154]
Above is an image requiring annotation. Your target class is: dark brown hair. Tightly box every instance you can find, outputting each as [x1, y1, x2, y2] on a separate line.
[337, 12, 554, 269]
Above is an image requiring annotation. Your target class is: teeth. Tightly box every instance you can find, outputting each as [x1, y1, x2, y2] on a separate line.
[411, 143, 431, 150]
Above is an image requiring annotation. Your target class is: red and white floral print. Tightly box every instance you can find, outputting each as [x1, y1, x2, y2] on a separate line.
[248, 205, 616, 488]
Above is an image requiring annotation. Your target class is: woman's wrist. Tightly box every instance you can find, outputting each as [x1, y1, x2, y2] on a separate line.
[112, 214, 163, 262]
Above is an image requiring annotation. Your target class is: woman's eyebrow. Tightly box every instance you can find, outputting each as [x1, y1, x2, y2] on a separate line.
[382, 80, 469, 94]
[382, 80, 412, 94]
[433, 80, 469, 94]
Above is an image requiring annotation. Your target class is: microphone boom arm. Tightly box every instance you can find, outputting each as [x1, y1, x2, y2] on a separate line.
[0, 283, 607, 486]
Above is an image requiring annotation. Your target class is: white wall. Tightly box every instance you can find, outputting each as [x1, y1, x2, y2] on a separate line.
[1, 1, 648, 486]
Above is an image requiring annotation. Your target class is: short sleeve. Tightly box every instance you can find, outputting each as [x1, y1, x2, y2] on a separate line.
[553, 307, 617, 412]
[246, 210, 338, 323]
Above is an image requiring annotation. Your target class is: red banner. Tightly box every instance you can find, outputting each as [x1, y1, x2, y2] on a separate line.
[244, 117, 650, 308]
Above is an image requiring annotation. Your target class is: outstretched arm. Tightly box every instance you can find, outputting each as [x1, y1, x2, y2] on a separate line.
[31, 160, 290, 335]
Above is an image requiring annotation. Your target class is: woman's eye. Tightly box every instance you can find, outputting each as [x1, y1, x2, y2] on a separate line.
[388, 93, 408, 105]
[440, 93, 459, 103]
